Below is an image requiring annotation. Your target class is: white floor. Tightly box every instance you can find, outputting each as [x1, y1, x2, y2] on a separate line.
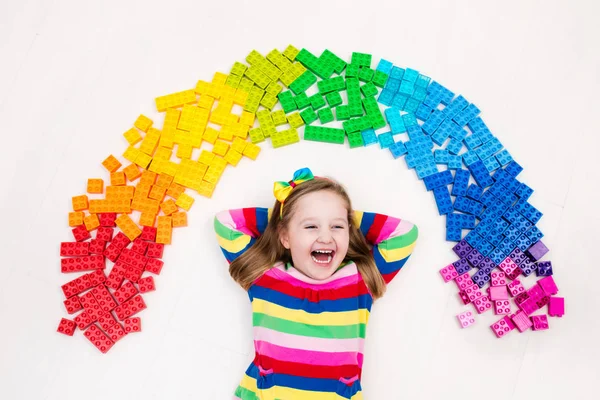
[1, 1, 599, 399]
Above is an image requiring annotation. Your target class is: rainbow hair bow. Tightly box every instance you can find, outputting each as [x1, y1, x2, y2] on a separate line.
[273, 167, 315, 215]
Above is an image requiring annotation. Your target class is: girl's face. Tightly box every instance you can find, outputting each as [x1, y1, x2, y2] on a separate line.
[279, 190, 350, 280]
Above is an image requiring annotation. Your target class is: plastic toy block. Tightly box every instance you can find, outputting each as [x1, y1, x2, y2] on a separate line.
[300, 107, 318, 125]
[91, 285, 117, 312]
[528, 314, 549, 331]
[324, 91, 342, 108]
[378, 132, 394, 149]
[458, 291, 471, 305]
[86, 179, 104, 195]
[537, 276, 558, 296]
[74, 310, 97, 330]
[317, 108, 335, 125]
[133, 114, 153, 132]
[453, 258, 472, 275]
[289, 70, 317, 94]
[452, 103, 480, 127]
[434, 149, 449, 164]
[138, 276, 156, 293]
[123, 267, 143, 284]
[57, 318, 76, 336]
[149, 185, 167, 201]
[422, 110, 445, 134]
[454, 272, 476, 291]
[466, 184, 483, 201]
[115, 214, 142, 241]
[156, 216, 172, 245]
[61, 271, 100, 298]
[72, 195, 89, 212]
[518, 255, 537, 276]
[304, 126, 345, 144]
[472, 269, 491, 288]
[96, 310, 119, 331]
[159, 199, 177, 216]
[102, 155, 122, 173]
[384, 108, 406, 134]
[451, 169, 470, 197]
[447, 155, 463, 170]
[361, 129, 378, 146]
[110, 171, 126, 186]
[144, 257, 163, 275]
[494, 300, 511, 315]
[174, 192, 194, 211]
[347, 132, 364, 149]
[488, 285, 509, 301]
[123, 317, 142, 334]
[548, 297, 564, 317]
[452, 240, 474, 258]
[526, 240, 549, 261]
[457, 311, 475, 328]
[84, 324, 114, 353]
[491, 316, 515, 338]
[123, 164, 141, 181]
[389, 141, 407, 159]
[114, 294, 147, 320]
[61, 254, 105, 273]
[309, 94, 326, 110]
[123, 127, 142, 145]
[103, 323, 127, 343]
[83, 214, 100, 231]
[468, 160, 494, 187]
[372, 70, 389, 88]
[68, 211, 84, 227]
[63, 296, 83, 314]
[439, 264, 458, 282]
[536, 261, 553, 276]
[335, 105, 351, 121]
[224, 148, 243, 167]
[423, 170, 453, 191]
[511, 311, 533, 332]
[138, 227, 156, 243]
[130, 238, 148, 256]
[454, 196, 483, 215]
[490, 270, 507, 286]
[473, 295, 492, 314]
[114, 281, 138, 304]
[271, 128, 300, 148]
[170, 211, 187, 227]
[242, 142, 261, 161]
[60, 242, 90, 257]
[358, 67, 374, 83]
[504, 160, 523, 177]
[104, 232, 130, 262]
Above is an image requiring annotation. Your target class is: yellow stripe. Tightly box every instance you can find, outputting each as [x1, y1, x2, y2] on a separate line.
[253, 298, 369, 326]
[378, 241, 416, 262]
[217, 234, 251, 253]
[352, 210, 364, 227]
[240, 375, 343, 400]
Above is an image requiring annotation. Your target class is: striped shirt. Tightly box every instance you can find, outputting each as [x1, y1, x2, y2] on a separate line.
[214, 207, 418, 399]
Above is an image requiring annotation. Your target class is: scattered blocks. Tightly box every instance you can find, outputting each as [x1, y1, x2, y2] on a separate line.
[457, 311, 475, 328]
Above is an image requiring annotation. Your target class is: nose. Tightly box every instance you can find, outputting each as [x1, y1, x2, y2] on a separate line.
[317, 228, 333, 243]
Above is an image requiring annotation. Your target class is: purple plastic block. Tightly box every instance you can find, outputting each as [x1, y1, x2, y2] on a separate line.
[511, 311, 533, 332]
[548, 297, 565, 317]
[508, 248, 528, 265]
[453, 258, 472, 275]
[489, 285, 509, 301]
[526, 240, 549, 261]
[466, 249, 484, 267]
[538, 276, 559, 296]
[536, 261, 553, 276]
[519, 257, 538, 277]
[453, 240, 474, 258]
[457, 311, 476, 328]
[478, 257, 497, 273]
[439, 264, 458, 283]
[491, 316, 516, 338]
[531, 315, 549, 331]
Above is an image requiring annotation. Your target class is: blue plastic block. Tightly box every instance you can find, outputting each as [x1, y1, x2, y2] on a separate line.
[447, 212, 476, 229]
[434, 149, 450, 164]
[502, 178, 521, 194]
[453, 103, 481, 126]
[399, 80, 415, 96]
[454, 196, 484, 215]
[516, 234, 533, 252]
[450, 127, 468, 141]
[377, 132, 394, 149]
[376, 59, 393, 74]
[391, 93, 408, 109]
[476, 128, 494, 144]
[462, 151, 479, 166]
[402, 113, 419, 127]
[442, 95, 469, 120]
[476, 239, 495, 256]
[492, 168, 512, 183]
[488, 182, 518, 205]
[412, 87, 428, 101]
[403, 68, 419, 83]
[422, 110, 446, 135]
[423, 93, 441, 109]
[433, 186, 454, 215]
[502, 224, 521, 243]
[453, 258, 472, 274]
[439, 88, 455, 105]
[446, 226, 462, 242]
[385, 78, 401, 92]
[483, 156, 501, 172]
[515, 201, 543, 224]
[389, 67, 405, 80]
[468, 160, 494, 187]
[406, 124, 425, 140]
[525, 225, 544, 241]
[464, 134, 482, 150]
[416, 103, 433, 121]
[515, 182, 533, 199]
[447, 138, 463, 155]
[536, 261, 553, 276]
[404, 98, 421, 113]
[384, 107, 406, 134]
[467, 116, 487, 133]
[495, 149, 513, 166]
[431, 127, 450, 146]
[405, 139, 432, 155]
[389, 141, 407, 159]
[466, 184, 483, 200]
[505, 160, 523, 177]
[361, 129, 378, 146]
[424, 170, 454, 191]
[378, 88, 395, 106]
[452, 169, 470, 197]
[447, 155, 463, 169]
[488, 248, 507, 265]
[502, 208, 520, 224]
[464, 230, 483, 248]
[416, 163, 439, 179]
[415, 74, 431, 88]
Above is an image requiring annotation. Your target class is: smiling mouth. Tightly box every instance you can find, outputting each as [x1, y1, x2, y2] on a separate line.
[311, 249, 335, 265]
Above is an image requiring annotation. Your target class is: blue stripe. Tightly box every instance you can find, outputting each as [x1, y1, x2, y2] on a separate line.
[358, 211, 376, 238]
[255, 208, 269, 234]
[250, 285, 373, 313]
[220, 237, 257, 263]
[373, 245, 409, 275]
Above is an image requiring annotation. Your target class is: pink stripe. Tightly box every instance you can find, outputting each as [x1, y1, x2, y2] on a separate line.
[227, 209, 255, 237]
[377, 218, 414, 243]
[375, 216, 400, 243]
[255, 340, 360, 366]
[267, 262, 360, 289]
[253, 326, 365, 354]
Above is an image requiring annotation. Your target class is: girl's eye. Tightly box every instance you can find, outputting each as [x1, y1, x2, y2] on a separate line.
[333, 225, 345, 229]
[305, 225, 317, 229]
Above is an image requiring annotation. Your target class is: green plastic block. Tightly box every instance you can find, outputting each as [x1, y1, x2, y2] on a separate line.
[304, 125, 345, 144]
[317, 107, 335, 124]
[345, 63, 360, 78]
[289, 70, 317, 94]
[361, 82, 379, 97]
[248, 127, 265, 144]
[351, 52, 372, 67]
[320, 50, 347, 74]
[343, 116, 372, 133]
[309, 94, 326, 110]
[271, 127, 300, 148]
[372, 70, 389, 88]
[348, 103, 364, 117]
[260, 93, 278, 110]
[225, 74, 242, 89]
[266, 82, 283, 96]
[358, 67, 374, 83]
[336, 105, 351, 121]
[294, 92, 311, 110]
[287, 112, 304, 129]
[317, 76, 345, 94]
[271, 110, 287, 126]
[299, 107, 318, 125]
[325, 91, 343, 107]
[347, 131, 364, 148]
[230, 62, 248, 77]
[266, 49, 293, 72]
[238, 77, 254, 93]
[278, 91, 297, 113]
[282, 45, 300, 61]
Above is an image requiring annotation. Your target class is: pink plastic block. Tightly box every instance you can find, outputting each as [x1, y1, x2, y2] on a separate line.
[511, 311, 533, 332]
[454, 273, 473, 290]
[499, 257, 519, 275]
[457, 311, 476, 328]
[507, 279, 525, 297]
[538, 276, 559, 296]
[440, 264, 458, 283]
[531, 315, 549, 331]
[527, 285, 545, 301]
[490, 270, 507, 286]
[488, 285, 509, 301]
[518, 297, 540, 315]
[494, 300, 511, 315]
[491, 316, 515, 338]
[465, 285, 483, 302]
[473, 295, 492, 314]
[458, 291, 471, 305]
[548, 297, 565, 317]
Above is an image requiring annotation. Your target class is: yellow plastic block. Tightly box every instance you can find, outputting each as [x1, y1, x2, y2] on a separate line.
[153, 146, 172, 161]
[244, 65, 271, 89]
[155, 89, 196, 112]
[210, 155, 227, 171]
[115, 214, 142, 240]
[203, 165, 223, 185]
[106, 185, 135, 200]
[271, 110, 287, 126]
[156, 216, 172, 244]
[149, 185, 167, 201]
[174, 159, 208, 191]
[231, 137, 248, 153]
[161, 161, 179, 177]
[140, 127, 161, 155]
[238, 77, 254, 93]
[266, 49, 293, 72]
[134, 152, 152, 169]
[233, 89, 248, 106]
[102, 155, 122, 173]
[110, 171, 126, 186]
[123, 164, 141, 181]
[175, 192, 194, 211]
[134, 114, 153, 132]
[122, 146, 140, 164]
[198, 150, 215, 165]
[147, 158, 164, 174]
[266, 82, 283, 96]
[176, 143, 193, 159]
[249, 127, 265, 144]
[287, 112, 305, 129]
[239, 111, 255, 127]
[197, 180, 216, 198]
[68, 211, 84, 227]
[242, 142, 261, 160]
[160, 199, 178, 216]
[155, 174, 174, 189]
[218, 125, 235, 141]
[167, 182, 185, 200]
[271, 127, 300, 148]
[224, 148, 243, 167]
[83, 214, 100, 231]
[283, 45, 300, 61]
[123, 128, 142, 145]
[213, 72, 228, 86]
[89, 198, 131, 214]
[139, 212, 157, 227]
[197, 95, 215, 110]
[87, 179, 104, 194]
[221, 85, 236, 100]
[178, 104, 202, 132]
[171, 211, 187, 227]
[72, 195, 89, 211]
[140, 170, 157, 185]
[212, 140, 230, 157]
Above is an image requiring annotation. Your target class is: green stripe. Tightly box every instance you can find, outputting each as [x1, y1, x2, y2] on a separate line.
[213, 216, 245, 241]
[235, 385, 258, 399]
[380, 225, 418, 249]
[253, 312, 366, 339]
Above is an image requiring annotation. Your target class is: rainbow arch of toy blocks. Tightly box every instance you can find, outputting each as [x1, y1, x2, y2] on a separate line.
[56, 46, 564, 351]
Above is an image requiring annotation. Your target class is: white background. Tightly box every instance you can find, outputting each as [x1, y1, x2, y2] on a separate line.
[1, 0, 599, 399]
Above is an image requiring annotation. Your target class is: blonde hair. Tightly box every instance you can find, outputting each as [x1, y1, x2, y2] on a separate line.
[229, 177, 387, 299]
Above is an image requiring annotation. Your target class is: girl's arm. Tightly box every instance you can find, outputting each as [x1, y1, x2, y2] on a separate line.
[214, 207, 271, 263]
[353, 210, 419, 284]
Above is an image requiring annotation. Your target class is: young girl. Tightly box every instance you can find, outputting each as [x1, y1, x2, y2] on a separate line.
[214, 167, 418, 399]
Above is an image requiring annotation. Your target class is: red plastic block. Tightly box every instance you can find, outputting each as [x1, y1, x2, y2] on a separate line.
[63, 295, 83, 314]
[114, 281, 139, 304]
[88, 239, 106, 255]
[511, 311, 533, 332]
[146, 242, 164, 258]
[537, 276, 558, 296]
[61, 254, 105, 273]
[124, 267, 143, 283]
[118, 248, 149, 270]
[494, 300, 511, 315]
[103, 323, 127, 343]
[507, 279, 525, 297]
[84, 324, 114, 353]
[145, 258, 164, 275]
[74, 310, 97, 330]
[96, 226, 114, 242]
[123, 317, 141, 333]
[140, 226, 157, 241]
[490, 270, 507, 286]
[488, 285, 509, 301]
[72, 225, 91, 242]
[548, 296, 565, 317]
[491, 316, 516, 338]
[57, 318, 76, 336]
[531, 314, 549, 331]
[60, 242, 90, 257]
[131, 238, 149, 255]
[104, 232, 131, 262]
[473, 295, 492, 314]
[98, 213, 116, 227]
[88, 270, 106, 286]
[439, 264, 458, 283]
[91, 284, 117, 312]
[97, 310, 119, 331]
[138, 276, 155, 293]
[105, 265, 125, 290]
[114, 294, 147, 320]
[61, 273, 92, 298]
[457, 311, 475, 328]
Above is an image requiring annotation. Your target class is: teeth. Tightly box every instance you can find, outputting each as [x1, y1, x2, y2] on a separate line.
[314, 250, 333, 254]
[311, 254, 333, 264]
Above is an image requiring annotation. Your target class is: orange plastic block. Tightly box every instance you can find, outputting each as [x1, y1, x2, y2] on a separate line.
[139, 212, 157, 227]
[84, 214, 100, 231]
[134, 114, 153, 132]
[123, 164, 141, 181]
[166, 182, 185, 200]
[171, 211, 187, 227]
[155, 174, 174, 189]
[87, 179, 104, 194]
[123, 128, 142, 145]
[175, 192, 194, 211]
[72, 195, 89, 211]
[102, 155, 122, 173]
[156, 216, 172, 244]
[131, 196, 160, 214]
[160, 199, 178, 216]
[106, 185, 135, 200]
[140, 170, 157, 186]
[149, 185, 167, 201]
[134, 183, 152, 198]
[115, 214, 142, 240]
[110, 171, 126, 186]
[69, 211, 84, 227]
[89, 199, 131, 214]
